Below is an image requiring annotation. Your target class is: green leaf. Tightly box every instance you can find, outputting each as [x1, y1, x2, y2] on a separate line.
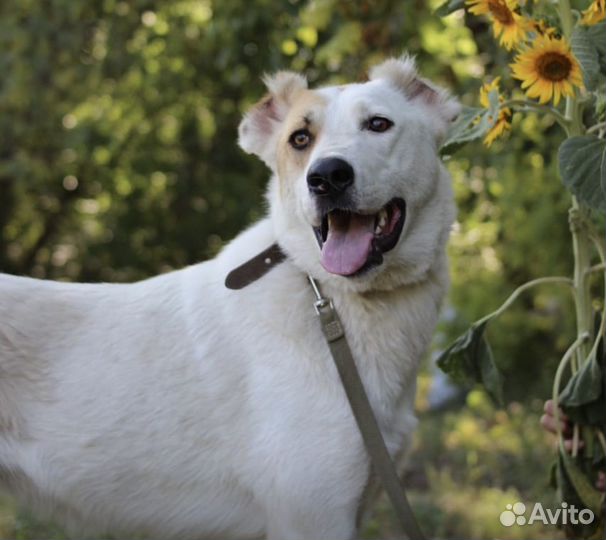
[560, 354, 602, 407]
[558, 135, 606, 213]
[571, 26, 600, 90]
[559, 448, 605, 516]
[435, 0, 466, 17]
[440, 91, 501, 155]
[440, 107, 486, 155]
[601, 144, 606, 200]
[436, 321, 504, 404]
[556, 450, 603, 538]
[561, 329, 606, 428]
[585, 21, 606, 75]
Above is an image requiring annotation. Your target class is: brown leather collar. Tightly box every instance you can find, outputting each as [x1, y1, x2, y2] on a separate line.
[225, 243, 287, 290]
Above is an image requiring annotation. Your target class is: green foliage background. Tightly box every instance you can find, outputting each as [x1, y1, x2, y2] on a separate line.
[0, 0, 587, 538]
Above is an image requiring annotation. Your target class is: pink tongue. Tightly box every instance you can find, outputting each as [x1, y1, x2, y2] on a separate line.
[321, 213, 375, 276]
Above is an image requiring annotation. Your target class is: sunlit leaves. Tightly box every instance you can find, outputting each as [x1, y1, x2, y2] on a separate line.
[315, 22, 362, 66]
[296, 26, 318, 48]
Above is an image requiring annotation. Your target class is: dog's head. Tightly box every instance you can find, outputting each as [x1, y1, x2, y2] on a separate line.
[239, 56, 459, 292]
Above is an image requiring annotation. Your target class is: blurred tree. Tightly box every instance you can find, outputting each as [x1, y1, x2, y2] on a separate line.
[1, 0, 297, 281]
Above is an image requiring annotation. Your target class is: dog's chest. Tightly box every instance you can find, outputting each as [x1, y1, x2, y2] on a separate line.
[241, 267, 436, 438]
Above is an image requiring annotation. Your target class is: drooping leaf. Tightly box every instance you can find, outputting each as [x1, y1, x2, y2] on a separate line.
[560, 320, 605, 427]
[592, 433, 606, 469]
[556, 449, 603, 538]
[560, 448, 605, 516]
[560, 353, 602, 407]
[571, 26, 601, 90]
[558, 135, 606, 213]
[435, 0, 466, 17]
[560, 354, 605, 427]
[436, 321, 504, 404]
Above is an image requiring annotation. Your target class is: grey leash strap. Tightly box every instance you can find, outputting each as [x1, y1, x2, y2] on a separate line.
[308, 275, 426, 540]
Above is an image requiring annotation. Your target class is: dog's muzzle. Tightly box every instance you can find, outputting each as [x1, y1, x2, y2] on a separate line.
[306, 157, 406, 278]
[313, 197, 406, 278]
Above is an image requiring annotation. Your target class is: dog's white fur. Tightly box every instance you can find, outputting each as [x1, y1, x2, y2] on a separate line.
[0, 56, 458, 539]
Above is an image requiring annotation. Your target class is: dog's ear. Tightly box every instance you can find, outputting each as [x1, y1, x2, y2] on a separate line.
[369, 55, 460, 140]
[238, 71, 308, 169]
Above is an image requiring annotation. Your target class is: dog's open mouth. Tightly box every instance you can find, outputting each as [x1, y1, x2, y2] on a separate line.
[313, 198, 406, 277]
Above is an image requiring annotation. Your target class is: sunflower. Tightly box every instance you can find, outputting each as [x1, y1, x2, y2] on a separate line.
[479, 78, 512, 146]
[581, 0, 605, 25]
[529, 19, 558, 37]
[466, 0, 529, 50]
[511, 35, 584, 105]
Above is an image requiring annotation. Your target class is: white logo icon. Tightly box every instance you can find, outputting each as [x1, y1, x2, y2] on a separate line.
[500, 502, 526, 526]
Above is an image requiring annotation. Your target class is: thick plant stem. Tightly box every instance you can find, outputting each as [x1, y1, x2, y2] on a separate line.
[558, 0, 575, 38]
[565, 91, 593, 373]
[560, 78, 591, 357]
[570, 200, 594, 365]
[563, 125, 592, 455]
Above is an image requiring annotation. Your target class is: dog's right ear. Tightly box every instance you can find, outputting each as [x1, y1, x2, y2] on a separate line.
[238, 71, 308, 169]
[369, 55, 461, 141]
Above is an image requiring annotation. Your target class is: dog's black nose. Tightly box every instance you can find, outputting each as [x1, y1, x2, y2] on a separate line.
[307, 158, 354, 197]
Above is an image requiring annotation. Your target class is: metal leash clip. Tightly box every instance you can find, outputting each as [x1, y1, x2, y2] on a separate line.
[307, 275, 334, 315]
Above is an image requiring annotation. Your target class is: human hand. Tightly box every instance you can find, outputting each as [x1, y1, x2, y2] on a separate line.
[540, 399, 605, 492]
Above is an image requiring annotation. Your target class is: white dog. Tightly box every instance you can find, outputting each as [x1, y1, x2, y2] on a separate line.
[0, 56, 458, 539]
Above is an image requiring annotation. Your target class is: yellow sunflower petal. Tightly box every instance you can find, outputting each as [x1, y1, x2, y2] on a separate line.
[483, 114, 511, 147]
[520, 75, 539, 88]
[466, 0, 490, 15]
[553, 83, 561, 105]
[561, 80, 574, 95]
[581, 0, 606, 25]
[479, 77, 505, 110]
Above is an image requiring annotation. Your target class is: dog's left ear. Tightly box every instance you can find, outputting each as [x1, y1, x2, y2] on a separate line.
[238, 71, 308, 169]
[369, 56, 461, 141]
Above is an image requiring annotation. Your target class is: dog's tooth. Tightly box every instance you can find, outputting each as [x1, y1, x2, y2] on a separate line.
[377, 209, 388, 230]
[374, 209, 388, 235]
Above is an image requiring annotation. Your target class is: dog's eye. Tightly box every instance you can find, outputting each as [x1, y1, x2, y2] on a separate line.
[289, 129, 312, 150]
[366, 116, 393, 133]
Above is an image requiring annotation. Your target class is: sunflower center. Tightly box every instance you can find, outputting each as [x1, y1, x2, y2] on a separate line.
[536, 52, 572, 82]
[488, 0, 514, 24]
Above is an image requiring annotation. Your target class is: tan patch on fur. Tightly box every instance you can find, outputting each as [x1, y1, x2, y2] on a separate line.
[276, 89, 328, 191]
